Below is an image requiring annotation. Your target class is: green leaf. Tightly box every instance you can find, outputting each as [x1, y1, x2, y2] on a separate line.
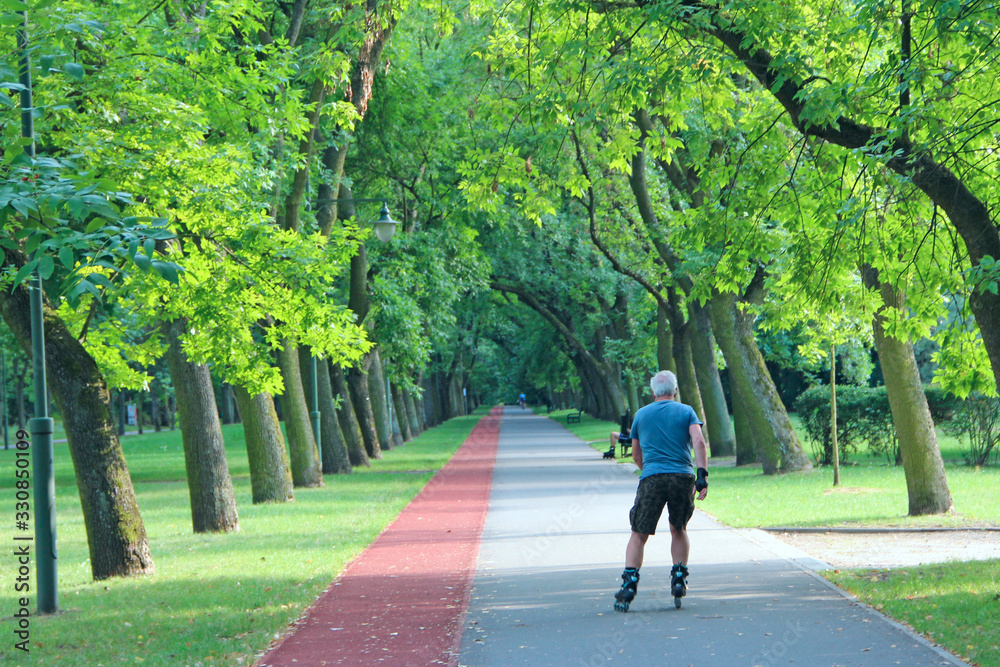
[1, 0, 30, 10]
[143, 237, 156, 258]
[67, 195, 85, 219]
[89, 273, 113, 289]
[152, 260, 180, 284]
[132, 253, 151, 271]
[58, 245, 74, 269]
[0, 14, 25, 26]
[24, 232, 42, 255]
[10, 259, 36, 289]
[85, 217, 104, 233]
[36, 255, 54, 280]
[63, 63, 85, 80]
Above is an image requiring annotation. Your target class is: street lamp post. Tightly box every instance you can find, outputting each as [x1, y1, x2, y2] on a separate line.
[20, 8, 57, 615]
[307, 199, 398, 448]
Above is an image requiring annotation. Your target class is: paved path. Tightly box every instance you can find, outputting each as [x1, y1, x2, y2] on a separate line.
[457, 408, 966, 667]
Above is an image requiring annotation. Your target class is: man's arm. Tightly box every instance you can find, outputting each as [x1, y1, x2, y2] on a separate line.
[631, 438, 643, 470]
[690, 424, 708, 500]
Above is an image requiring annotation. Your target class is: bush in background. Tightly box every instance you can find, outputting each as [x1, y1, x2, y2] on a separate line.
[942, 393, 1000, 466]
[794, 385, 962, 465]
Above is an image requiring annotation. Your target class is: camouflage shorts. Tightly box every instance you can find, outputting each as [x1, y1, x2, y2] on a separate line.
[628, 473, 696, 535]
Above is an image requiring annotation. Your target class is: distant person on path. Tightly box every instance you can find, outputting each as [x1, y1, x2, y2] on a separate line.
[518, 392, 526, 409]
[613, 370, 708, 612]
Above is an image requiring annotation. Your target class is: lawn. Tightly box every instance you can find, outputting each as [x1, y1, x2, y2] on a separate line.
[829, 560, 1000, 667]
[0, 409, 487, 667]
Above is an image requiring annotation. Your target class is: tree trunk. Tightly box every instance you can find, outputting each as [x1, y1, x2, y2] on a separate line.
[656, 304, 675, 372]
[332, 362, 370, 466]
[862, 267, 953, 515]
[348, 354, 382, 459]
[312, 351, 351, 474]
[136, 391, 144, 435]
[403, 385, 421, 436]
[151, 380, 161, 432]
[118, 390, 126, 436]
[677, 323, 706, 422]
[665, 292, 705, 424]
[164, 320, 240, 533]
[449, 375, 465, 416]
[0, 253, 153, 579]
[232, 385, 294, 503]
[367, 349, 393, 451]
[423, 373, 442, 427]
[221, 383, 236, 424]
[392, 383, 413, 442]
[168, 393, 176, 430]
[731, 379, 758, 465]
[416, 383, 430, 431]
[689, 301, 736, 456]
[14, 357, 26, 430]
[276, 341, 323, 487]
[709, 290, 811, 473]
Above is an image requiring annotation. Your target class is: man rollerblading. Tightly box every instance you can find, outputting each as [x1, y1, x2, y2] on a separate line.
[612, 371, 708, 612]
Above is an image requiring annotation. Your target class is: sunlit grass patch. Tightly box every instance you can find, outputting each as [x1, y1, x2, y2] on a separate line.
[829, 560, 1000, 667]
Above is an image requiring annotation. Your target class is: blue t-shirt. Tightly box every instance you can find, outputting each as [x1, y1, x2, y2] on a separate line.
[630, 399, 703, 479]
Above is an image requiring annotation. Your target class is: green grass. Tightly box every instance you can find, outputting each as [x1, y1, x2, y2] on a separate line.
[545, 408, 619, 449]
[828, 560, 1000, 667]
[0, 409, 488, 666]
[698, 464, 1000, 528]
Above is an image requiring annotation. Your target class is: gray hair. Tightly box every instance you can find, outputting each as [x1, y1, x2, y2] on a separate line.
[650, 371, 678, 398]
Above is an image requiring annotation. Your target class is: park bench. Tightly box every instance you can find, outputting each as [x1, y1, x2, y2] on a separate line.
[566, 409, 582, 424]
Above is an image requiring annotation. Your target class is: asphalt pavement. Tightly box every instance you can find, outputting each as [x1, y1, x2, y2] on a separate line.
[456, 407, 966, 667]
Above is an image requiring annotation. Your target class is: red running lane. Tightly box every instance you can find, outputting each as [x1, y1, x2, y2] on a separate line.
[258, 407, 502, 667]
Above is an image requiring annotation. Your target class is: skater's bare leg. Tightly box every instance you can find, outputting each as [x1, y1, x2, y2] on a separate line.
[669, 523, 689, 565]
[625, 531, 648, 569]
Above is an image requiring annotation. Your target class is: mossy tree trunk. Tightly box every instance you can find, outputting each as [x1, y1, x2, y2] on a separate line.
[348, 352, 381, 459]
[423, 373, 442, 427]
[862, 266, 953, 515]
[0, 249, 153, 579]
[663, 290, 705, 424]
[165, 320, 240, 533]
[403, 385, 422, 435]
[332, 362, 370, 466]
[731, 379, 758, 466]
[232, 385, 294, 503]
[656, 304, 676, 372]
[312, 352, 351, 474]
[709, 284, 811, 473]
[689, 301, 736, 457]
[367, 348, 393, 451]
[392, 382, 413, 442]
[276, 341, 323, 486]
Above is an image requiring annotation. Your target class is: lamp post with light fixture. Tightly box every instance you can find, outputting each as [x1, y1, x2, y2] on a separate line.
[306, 199, 398, 452]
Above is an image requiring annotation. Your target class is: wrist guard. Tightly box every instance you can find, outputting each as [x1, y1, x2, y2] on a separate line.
[695, 467, 708, 492]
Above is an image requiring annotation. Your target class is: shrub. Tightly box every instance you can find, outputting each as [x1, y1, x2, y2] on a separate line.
[942, 393, 1000, 466]
[794, 384, 960, 465]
